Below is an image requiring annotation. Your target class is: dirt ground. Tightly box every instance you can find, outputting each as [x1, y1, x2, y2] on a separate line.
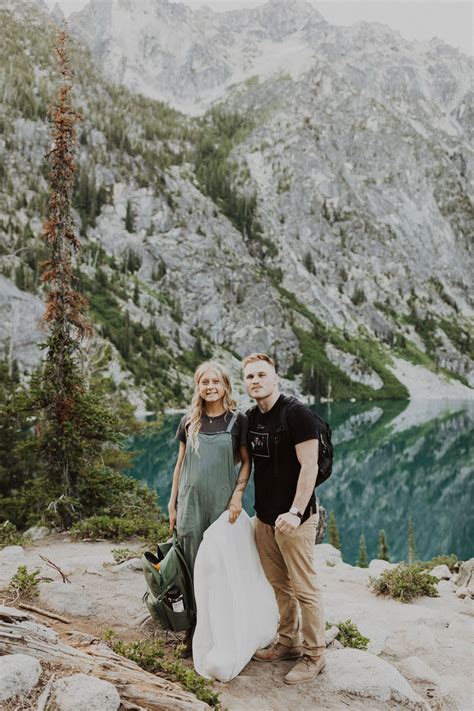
[1, 535, 472, 711]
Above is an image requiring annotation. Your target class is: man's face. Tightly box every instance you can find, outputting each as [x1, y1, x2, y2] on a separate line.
[244, 360, 278, 401]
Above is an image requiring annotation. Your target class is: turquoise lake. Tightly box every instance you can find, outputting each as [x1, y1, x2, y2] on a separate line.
[126, 399, 473, 566]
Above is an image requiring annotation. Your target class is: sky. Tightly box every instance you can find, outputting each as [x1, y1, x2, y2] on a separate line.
[44, 0, 473, 56]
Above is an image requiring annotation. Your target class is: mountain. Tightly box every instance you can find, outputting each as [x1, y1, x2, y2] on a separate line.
[0, 0, 472, 411]
[70, 0, 327, 115]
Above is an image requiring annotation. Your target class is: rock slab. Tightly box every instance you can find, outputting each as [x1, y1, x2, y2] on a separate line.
[398, 656, 441, 685]
[24, 525, 51, 541]
[323, 648, 428, 709]
[39, 581, 97, 617]
[0, 653, 42, 702]
[429, 564, 452, 580]
[314, 543, 342, 566]
[51, 673, 120, 711]
[454, 559, 474, 594]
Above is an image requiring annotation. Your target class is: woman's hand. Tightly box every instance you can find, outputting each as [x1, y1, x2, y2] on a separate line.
[168, 501, 177, 531]
[227, 496, 242, 524]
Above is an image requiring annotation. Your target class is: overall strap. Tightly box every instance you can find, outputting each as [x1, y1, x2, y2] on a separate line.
[225, 411, 239, 433]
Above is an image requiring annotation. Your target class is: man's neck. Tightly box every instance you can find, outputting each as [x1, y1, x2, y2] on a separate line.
[257, 390, 281, 414]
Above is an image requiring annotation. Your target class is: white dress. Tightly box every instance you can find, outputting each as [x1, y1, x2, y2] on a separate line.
[192, 510, 278, 682]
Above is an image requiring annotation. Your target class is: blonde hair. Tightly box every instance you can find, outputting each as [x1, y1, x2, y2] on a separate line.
[242, 352, 276, 370]
[185, 361, 237, 452]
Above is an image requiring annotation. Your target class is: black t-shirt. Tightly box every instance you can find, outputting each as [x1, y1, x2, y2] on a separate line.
[247, 395, 320, 525]
[176, 411, 248, 455]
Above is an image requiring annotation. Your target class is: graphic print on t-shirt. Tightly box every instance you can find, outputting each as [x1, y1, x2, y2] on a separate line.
[249, 430, 270, 458]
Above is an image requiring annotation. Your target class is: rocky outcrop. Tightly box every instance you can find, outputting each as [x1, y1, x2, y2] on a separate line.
[51, 674, 121, 711]
[0, 653, 42, 702]
[0, 605, 208, 710]
[324, 648, 428, 709]
[454, 558, 474, 597]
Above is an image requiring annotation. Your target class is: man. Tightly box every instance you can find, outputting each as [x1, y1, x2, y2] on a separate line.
[243, 352, 326, 685]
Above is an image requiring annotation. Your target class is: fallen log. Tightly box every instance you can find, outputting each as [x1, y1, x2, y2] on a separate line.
[0, 605, 208, 710]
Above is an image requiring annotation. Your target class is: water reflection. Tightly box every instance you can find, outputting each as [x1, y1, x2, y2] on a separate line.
[126, 399, 473, 565]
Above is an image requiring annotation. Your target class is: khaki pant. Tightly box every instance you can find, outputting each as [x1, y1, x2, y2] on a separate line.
[255, 514, 326, 658]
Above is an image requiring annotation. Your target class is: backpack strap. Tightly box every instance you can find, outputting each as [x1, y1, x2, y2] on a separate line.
[225, 410, 239, 433]
[277, 395, 299, 433]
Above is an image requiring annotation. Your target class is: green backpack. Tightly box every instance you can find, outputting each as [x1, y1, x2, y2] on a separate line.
[142, 532, 196, 632]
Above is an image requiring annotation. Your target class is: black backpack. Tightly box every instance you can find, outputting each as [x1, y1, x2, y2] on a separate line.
[247, 395, 333, 487]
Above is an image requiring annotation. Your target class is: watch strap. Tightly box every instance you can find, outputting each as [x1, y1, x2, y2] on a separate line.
[289, 506, 302, 519]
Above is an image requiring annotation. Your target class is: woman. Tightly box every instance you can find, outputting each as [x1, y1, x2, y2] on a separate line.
[168, 361, 251, 651]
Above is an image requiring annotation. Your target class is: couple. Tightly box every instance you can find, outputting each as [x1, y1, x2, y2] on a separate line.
[168, 353, 326, 685]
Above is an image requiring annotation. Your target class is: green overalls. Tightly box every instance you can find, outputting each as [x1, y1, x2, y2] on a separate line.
[176, 412, 239, 577]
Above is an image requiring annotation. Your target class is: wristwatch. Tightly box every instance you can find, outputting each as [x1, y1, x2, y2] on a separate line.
[289, 506, 302, 519]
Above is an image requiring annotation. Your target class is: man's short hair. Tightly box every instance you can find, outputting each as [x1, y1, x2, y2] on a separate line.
[242, 352, 276, 370]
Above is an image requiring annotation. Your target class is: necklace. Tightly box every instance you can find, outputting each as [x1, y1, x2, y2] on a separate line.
[205, 411, 225, 424]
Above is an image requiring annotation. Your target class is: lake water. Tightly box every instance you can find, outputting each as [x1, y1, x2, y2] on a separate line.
[126, 399, 473, 566]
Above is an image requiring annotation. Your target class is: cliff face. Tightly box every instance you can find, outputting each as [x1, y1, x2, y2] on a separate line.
[0, 0, 472, 409]
[69, 0, 327, 115]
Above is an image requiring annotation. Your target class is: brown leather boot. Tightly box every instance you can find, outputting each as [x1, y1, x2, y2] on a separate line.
[284, 653, 326, 684]
[253, 642, 303, 662]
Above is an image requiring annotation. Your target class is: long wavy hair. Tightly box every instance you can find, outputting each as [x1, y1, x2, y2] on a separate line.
[185, 361, 237, 452]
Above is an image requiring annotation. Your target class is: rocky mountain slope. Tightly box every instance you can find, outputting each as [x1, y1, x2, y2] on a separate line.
[0, 0, 472, 411]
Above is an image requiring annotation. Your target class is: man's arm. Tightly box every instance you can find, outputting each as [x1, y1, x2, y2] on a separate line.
[275, 439, 319, 534]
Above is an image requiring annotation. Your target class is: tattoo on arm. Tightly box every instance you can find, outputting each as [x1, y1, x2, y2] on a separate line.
[233, 475, 249, 494]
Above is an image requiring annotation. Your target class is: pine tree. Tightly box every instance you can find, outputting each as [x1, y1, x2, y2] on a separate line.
[38, 29, 92, 527]
[125, 200, 135, 232]
[133, 280, 140, 306]
[378, 529, 390, 562]
[328, 511, 341, 550]
[357, 533, 368, 568]
[407, 517, 418, 564]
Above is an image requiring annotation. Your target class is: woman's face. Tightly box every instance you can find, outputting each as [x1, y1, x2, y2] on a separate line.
[198, 369, 226, 404]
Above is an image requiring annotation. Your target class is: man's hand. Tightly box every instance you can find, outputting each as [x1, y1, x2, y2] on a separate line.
[275, 512, 301, 534]
[227, 495, 242, 524]
[168, 502, 177, 531]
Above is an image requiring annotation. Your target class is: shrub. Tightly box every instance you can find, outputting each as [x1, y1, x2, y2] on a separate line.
[107, 636, 221, 708]
[416, 554, 459, 573]
[71, 514, 169, 543]
[8, 565, 41, 600]
[0, 521, 26, 549]
[369, 565, 439, 603]
[326, 619, 369, 650]
[111, 547, 140, 564]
